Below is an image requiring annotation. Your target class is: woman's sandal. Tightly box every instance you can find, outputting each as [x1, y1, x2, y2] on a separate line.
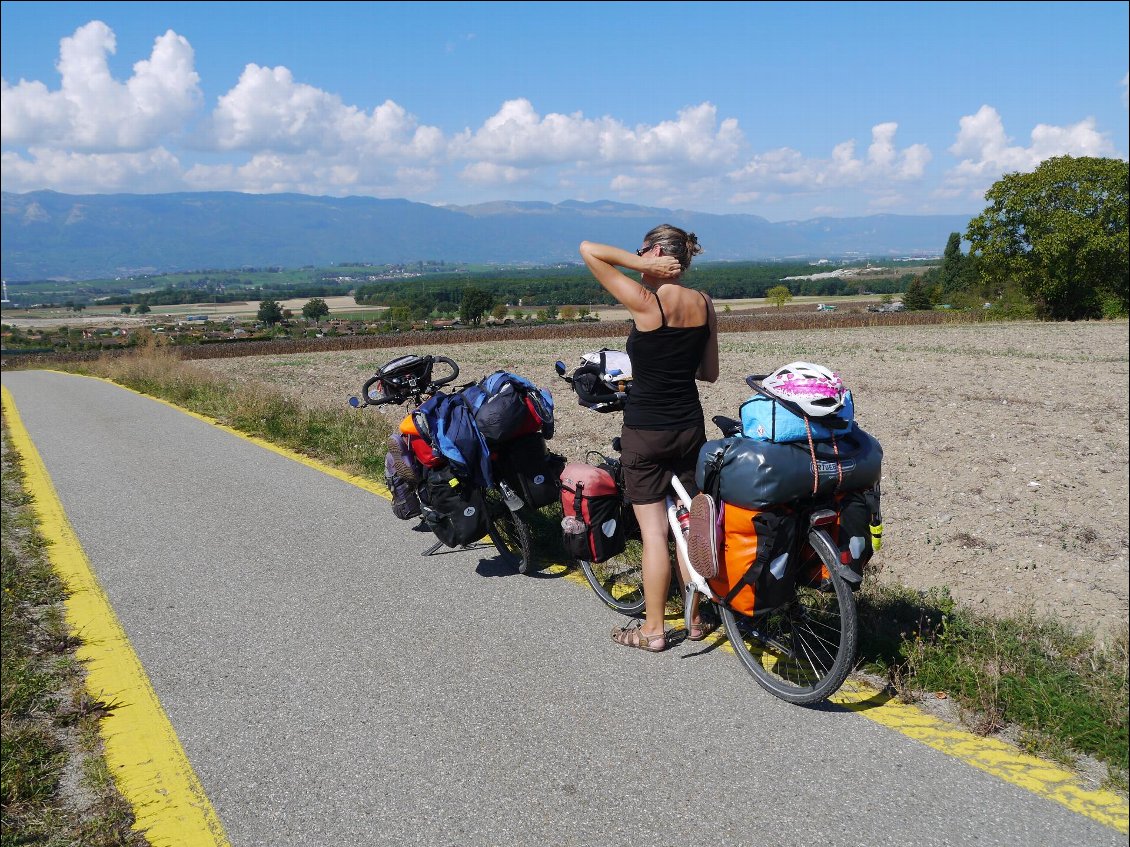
[686, 616, 719, 642]
[611, 619, 670, 652]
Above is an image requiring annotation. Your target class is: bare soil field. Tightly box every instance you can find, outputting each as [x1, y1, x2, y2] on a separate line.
[195, 320, 1130, 642]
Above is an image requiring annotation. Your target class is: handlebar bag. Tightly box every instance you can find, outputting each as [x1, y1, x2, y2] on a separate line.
[709, 503, 799, 617]
[418, 464, 489, 548]
[569, 349, 633, 413]
[494, 433, 564, 510]
[559, 462, 626, 563]
[695, 424, 883, 510]
[739, 389, 855, 443]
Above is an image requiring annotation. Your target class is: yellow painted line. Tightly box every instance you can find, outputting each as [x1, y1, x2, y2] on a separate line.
[15, 371, 1129, 834]
[1, 385, 229, 847]
[830, 679, 1128, 833]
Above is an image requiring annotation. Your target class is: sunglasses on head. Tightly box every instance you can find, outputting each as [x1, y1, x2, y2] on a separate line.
[636, 243, 661, 256]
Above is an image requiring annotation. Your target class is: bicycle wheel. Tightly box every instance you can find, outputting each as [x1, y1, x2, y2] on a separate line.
[719, 528, 858, 704]
[579, 536, 646, 615]
[483, 486, 533, 573]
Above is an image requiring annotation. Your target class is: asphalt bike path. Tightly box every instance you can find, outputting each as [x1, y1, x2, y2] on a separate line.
[2, 370, 1125, 847]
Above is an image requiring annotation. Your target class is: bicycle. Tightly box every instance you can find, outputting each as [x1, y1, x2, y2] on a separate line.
[350, 353, 533, 573]
[555, 362, 859, 705]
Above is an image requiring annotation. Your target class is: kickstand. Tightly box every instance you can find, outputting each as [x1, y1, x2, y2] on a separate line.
[422, 540, 494, 556]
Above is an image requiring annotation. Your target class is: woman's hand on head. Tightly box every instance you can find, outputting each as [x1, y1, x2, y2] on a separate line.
[641, 255, 681, 278]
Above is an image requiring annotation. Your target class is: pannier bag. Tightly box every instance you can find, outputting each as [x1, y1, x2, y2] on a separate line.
[418, 464, 489, 548]
[709, 503, 799, 617]
[740, 390, 855, 443]
[567, 349, 634, 413]
[801, 485, 883, 589]
[559, 461, 627, 563]
[415, 392, 493, 489]
[695, 424, 883, 510]
[385, 433, 422, 520]
[494, 432, 565, 510]
[464, 371, 555, 443]
[399, 414, 444, 469]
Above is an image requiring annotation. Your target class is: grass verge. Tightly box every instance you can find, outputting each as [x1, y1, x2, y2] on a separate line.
[1, 415, 148, 846]
[14, 343, 1129, 796]
[857, 582, 1128, 792]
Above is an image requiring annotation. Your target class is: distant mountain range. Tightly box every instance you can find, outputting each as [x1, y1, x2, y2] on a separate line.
[0, 190, 972, 281]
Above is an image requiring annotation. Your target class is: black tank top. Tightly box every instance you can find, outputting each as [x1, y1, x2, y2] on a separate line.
[624, 290, 709, 430]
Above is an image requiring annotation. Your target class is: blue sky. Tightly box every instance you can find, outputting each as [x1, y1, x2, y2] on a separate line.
[2, 1, 1127, 221]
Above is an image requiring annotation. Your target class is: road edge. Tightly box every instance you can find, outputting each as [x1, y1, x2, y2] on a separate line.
[1, 384, 230, 847]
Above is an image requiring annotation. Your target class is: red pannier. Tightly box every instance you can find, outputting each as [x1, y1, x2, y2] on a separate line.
[559, 462, 626, 563]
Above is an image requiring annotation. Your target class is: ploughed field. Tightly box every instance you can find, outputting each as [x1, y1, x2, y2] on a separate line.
[196, 320, 1130, 640]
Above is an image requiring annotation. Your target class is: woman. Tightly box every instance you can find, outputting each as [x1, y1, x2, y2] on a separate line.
[578, 224, 719, 652]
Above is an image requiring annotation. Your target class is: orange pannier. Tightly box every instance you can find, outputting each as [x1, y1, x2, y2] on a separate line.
[708, 503, 798, 617]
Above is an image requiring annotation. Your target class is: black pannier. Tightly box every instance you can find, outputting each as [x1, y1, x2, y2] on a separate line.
[494, 432, 565, 510]
[418, 464, 489, 548]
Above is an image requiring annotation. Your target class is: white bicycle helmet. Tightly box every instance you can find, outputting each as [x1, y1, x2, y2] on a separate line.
[762, 361, 846, 417]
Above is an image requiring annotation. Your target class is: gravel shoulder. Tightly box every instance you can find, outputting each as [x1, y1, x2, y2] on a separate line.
[194, 319, 1130, 641]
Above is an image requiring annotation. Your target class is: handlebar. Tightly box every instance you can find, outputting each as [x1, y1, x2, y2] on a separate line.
[351, 354, 460, 408]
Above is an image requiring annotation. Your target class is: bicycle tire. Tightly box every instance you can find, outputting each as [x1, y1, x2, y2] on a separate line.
[719, 527, 858, 704]
[579, 538, 646, 616]
[483, 486, 533, 573]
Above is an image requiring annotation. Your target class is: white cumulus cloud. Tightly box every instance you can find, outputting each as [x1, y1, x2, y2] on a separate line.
[204, 63, 443, 160]
[942, 104, 1119, 199]
[1, 147, 185, 193]
[1, 21, 201, 152]
[728, 122, 930, 194]
[451, 100, 744, 178]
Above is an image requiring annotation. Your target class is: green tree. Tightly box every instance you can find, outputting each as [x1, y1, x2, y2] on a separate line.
[257, 298, 284, 325]
[120, 305, 132, 314]
[135, 303, 151, 314]
[965, 156, 1129, 320]
[766, 285, 793, 309]
[901, 278, 933, 311]
[490, 303, 509, 321]
[937, 232, 968, 300]
[559, 305, 577, 320]
[302, 297, 330, 323]
[459, 287, 493, 326]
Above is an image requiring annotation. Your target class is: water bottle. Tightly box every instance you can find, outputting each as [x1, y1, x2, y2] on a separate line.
[869, 520, 884, 553]
[675, 503, 691, 539]
[499, 479, 523, 512]
[561, 516, 586, 536]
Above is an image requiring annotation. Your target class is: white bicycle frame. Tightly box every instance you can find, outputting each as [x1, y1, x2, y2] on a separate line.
[665, 476, 720, 606]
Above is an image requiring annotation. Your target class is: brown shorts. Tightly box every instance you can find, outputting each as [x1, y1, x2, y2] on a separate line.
[619, 424, 706, 505]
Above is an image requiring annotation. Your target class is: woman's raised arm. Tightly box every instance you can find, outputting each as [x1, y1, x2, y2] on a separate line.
[579, 241, 680, 314]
